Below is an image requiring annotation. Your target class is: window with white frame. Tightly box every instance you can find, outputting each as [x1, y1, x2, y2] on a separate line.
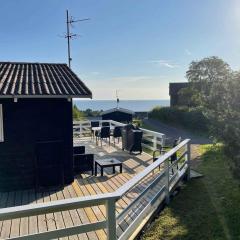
[0, 104, 3, 142]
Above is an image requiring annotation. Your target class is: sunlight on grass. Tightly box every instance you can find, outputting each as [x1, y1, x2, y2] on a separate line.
[142, 144, 240, 240]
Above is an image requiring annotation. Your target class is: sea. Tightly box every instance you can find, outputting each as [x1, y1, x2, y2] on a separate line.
[74, 99, 170, 112]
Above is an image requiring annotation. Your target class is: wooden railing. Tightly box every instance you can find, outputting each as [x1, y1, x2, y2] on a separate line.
[73, 119, 166, 149]
[0, 139, 191, 240]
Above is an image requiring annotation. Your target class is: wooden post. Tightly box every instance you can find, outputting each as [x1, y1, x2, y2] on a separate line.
[164, 159, 170, 204]
[106, 199, 117, 240]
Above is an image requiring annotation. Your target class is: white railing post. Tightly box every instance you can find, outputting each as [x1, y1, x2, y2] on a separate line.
[161, 134, 166, 147]
[106, 198, 117, 240]
[164, 159, 170, 204]
[79, 122, 83, 137]
[186, 141, 191, 181]
[153, 135, 157, 150]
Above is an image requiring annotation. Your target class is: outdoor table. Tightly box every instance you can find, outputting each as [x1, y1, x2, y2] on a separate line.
[95, 158, 123, 176]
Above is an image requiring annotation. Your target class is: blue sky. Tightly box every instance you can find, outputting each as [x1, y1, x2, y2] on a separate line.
[1, 0, 240, 99]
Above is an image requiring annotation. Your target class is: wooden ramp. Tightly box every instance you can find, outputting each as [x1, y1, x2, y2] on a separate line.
[0, 137, 161, 240]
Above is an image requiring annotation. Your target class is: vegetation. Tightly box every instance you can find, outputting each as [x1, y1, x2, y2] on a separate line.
[150, 56, 240, 176]
[72, 104, 103, 120]
[149, 106, 208, 134]
[186, 57, 240, 177]
[132, 118, 142, 127]
[142, 145, 240, 240]
[72, 104, 86, 120]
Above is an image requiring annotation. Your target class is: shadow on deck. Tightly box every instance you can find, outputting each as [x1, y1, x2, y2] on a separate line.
[0, 137, 154, 239]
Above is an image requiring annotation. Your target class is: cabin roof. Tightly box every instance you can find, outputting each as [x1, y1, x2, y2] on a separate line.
[101, 107, 135, 115]
[0, 62, 92, 99]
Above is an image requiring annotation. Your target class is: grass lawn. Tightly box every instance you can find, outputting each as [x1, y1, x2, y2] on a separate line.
[142, 145, 240, 240]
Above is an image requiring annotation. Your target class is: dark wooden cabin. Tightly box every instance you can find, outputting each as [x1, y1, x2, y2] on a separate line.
[0, 62, 92, 191]
[169, 82, 189, 106]
[101, 107, 134, 123]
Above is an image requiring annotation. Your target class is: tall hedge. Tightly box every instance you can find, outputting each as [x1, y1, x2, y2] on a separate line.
[149, 106, 209, 133]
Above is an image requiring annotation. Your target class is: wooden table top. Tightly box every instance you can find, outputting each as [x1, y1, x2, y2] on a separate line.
[95, 158, 122, 166]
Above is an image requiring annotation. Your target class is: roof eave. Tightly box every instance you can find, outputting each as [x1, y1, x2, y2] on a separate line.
[0, 94, 92, 99]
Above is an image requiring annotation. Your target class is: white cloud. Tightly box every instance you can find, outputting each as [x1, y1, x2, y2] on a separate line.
[149, 60, 179, 68]
[185, 49, 192, 55]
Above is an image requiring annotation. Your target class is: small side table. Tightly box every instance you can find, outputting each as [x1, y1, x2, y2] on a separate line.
[95, 158, 123, 176]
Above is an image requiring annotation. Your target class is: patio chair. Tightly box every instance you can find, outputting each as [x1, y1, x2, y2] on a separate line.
[101, 121, 110, 127]
[121, 124, 143, 154]
[73, 146, 85, 155]
[97, 126, 111, 146]
[152, 137, 181, 174]
[73, 146, 94, 175]
[112, 126, 122, 146]
[90, 121, 99, 140]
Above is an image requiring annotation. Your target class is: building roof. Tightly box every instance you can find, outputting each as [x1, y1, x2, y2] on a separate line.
[169, 82, 189, 95]
[0, 62, 92, 99]
[101, 107, 135, 115]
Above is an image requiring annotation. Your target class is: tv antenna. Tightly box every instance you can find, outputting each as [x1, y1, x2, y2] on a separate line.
[65, 10, 90, 68]
[116, 90, 120, 108]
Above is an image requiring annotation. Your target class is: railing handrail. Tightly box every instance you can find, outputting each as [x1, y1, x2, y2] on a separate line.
[0, 139, 190, 222]
[73, 119, 166, 146]
[140, 127, 165, 137]
[0, 192, 118, 221]
[117, 139, 190, 196]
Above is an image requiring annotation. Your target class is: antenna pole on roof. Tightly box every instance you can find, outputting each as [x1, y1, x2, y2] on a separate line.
[65, 10, 90, 68]
[116, 90, 120, 108]
[66, 10, 71, 68]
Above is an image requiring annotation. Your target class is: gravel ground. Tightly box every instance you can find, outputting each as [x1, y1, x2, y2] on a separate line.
[143, 119, 212, 169]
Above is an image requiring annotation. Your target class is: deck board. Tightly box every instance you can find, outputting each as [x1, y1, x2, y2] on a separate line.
[0, 137, 164, 240]
[49, 190, 69, 240]
[19, 190, 29, 236]
[36, 191, 48, 234]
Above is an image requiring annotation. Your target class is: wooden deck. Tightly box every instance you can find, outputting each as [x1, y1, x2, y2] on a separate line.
[0, 137, 157, 240]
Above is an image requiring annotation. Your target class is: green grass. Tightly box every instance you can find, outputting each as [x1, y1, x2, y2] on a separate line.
[142, 145, 240, 240]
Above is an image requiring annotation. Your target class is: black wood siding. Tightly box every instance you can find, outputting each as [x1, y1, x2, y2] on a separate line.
[0, 98, 73, 191]
[102, 111, 133, 123]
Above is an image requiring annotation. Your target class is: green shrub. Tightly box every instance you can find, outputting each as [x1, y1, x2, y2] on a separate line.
[132, 119, 142, 127]
[149, 106, 209, 133]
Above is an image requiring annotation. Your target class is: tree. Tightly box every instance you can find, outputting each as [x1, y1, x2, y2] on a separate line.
[186, 56, 231, 106]
[186, 56, 240, 177]
[73, 104, 85, 120]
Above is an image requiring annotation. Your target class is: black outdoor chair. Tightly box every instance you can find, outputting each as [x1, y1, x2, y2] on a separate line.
[121, 124, 142, 154]
[97, 126, 111, 146]
[73, 146, 94, 175]
[152, 137, 181, 173]
[101, 121, 110, 127]
[152, 145, 166, 170]
[91, 121, 100, 140]
[112, 126, 122, 146]
[73, 146, 85, 155]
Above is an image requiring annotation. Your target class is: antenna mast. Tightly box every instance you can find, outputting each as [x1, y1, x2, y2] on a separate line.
[116, 90, 120, 108]
[65, 10, 90, 68]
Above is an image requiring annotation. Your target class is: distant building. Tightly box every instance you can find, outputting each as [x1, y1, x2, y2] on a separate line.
[101, 107, 134, 123]
[169, 82, 190, 107]
[0, 62, 92, 191]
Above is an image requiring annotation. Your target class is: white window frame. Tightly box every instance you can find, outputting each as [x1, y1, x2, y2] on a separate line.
[0, 104, 4, 142]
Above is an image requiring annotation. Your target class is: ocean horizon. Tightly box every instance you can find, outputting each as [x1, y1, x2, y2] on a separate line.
[74, 99, 170, 112]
